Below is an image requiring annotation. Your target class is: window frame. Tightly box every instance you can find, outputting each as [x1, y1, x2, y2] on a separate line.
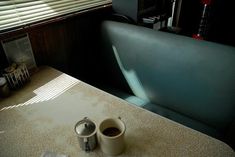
[0, 0, 112, 35]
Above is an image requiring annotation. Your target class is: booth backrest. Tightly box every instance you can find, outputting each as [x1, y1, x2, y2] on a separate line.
[101, 21, 235, 131]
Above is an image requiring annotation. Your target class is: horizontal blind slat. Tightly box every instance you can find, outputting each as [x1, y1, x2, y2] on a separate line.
[0, 17, 21, 25]
[0, 14, 19, 21]
[0, 2, 14, 6]
[0, 9, 18, 15]
[0, 21, 22, 31]
[0, 5, 16, 11]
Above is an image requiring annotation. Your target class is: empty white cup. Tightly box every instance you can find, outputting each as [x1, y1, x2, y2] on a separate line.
[98, 118, 126, 156]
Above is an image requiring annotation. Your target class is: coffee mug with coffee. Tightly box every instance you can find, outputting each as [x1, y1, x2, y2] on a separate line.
[98, 117, 126, 156]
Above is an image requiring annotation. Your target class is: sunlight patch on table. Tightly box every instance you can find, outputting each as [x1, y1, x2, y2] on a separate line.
[0, 74, 80, 111]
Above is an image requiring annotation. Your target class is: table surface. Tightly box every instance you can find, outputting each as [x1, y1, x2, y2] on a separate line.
[0, 66, 234, 157]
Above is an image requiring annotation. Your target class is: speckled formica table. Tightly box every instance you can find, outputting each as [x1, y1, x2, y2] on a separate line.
[0, 66, 234, 157]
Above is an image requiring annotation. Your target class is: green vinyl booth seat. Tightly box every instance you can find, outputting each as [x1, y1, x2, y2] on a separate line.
[101, 21, 235, 148]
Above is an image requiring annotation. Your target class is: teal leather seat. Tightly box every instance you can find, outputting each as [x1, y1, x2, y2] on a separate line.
[101, 21, 235, 146]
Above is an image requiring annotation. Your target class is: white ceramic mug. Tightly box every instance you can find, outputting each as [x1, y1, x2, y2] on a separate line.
[98, 117, 126, 156]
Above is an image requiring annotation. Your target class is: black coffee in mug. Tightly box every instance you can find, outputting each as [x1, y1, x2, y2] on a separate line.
[102, 127, 121, 137]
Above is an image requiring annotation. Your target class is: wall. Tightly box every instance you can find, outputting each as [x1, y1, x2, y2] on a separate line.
[0, 7, 113, 87]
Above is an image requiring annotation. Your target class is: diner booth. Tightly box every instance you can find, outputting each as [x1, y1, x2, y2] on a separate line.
[0, 0, 235, 156]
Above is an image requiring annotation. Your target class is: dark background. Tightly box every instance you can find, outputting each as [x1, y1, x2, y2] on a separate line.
[178, 0, 235, 46]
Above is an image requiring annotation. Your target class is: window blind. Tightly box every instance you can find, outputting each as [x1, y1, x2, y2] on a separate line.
[0, 0, 111, 32]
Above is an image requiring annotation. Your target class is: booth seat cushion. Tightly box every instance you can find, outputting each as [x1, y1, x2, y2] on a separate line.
[142, 102, 222, 139]
[101, 21, 235, 134]
[106, 87, 222, 139]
